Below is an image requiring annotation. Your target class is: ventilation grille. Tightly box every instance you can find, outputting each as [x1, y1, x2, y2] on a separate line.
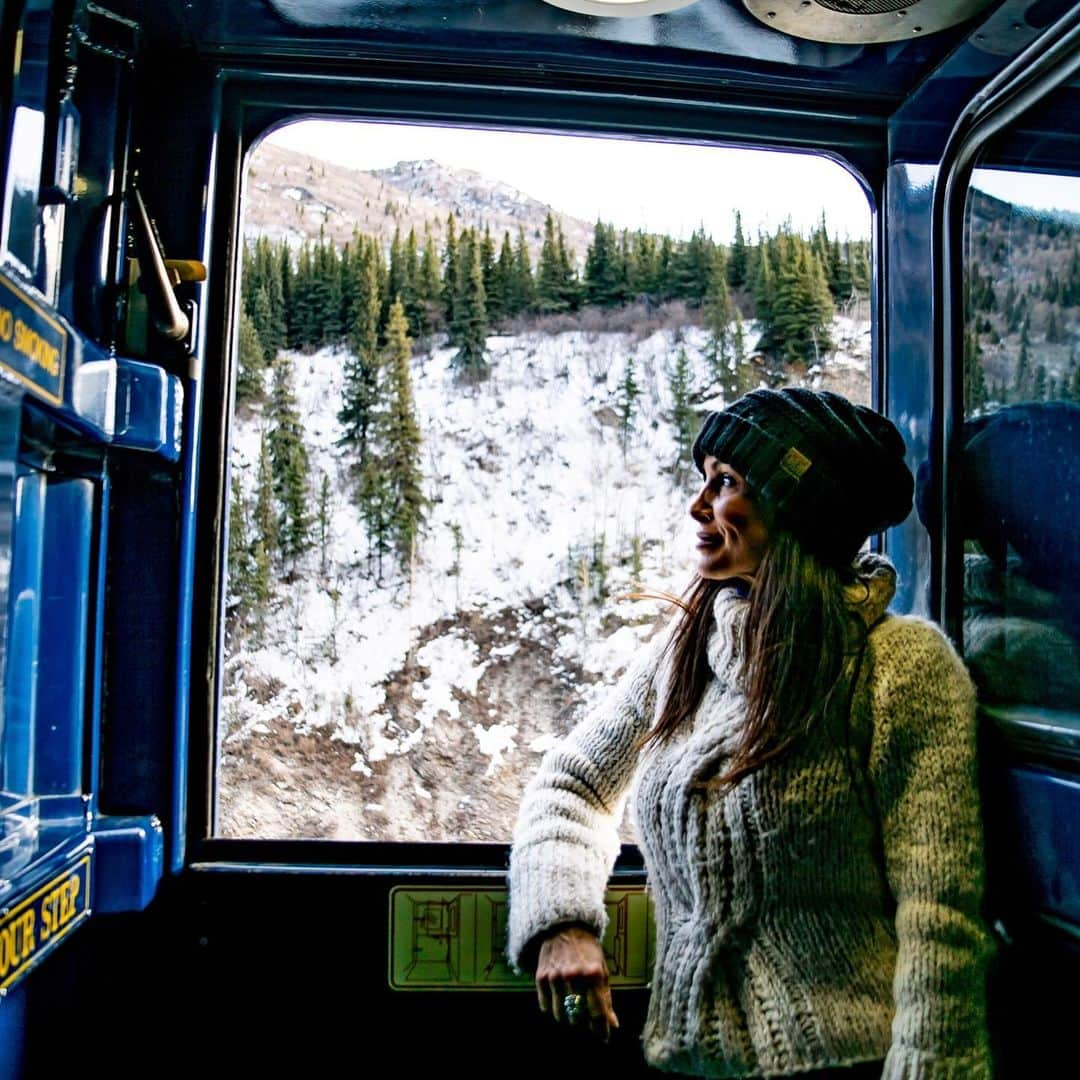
[815, 0, 917, 14]
[742, 0, 993, 45]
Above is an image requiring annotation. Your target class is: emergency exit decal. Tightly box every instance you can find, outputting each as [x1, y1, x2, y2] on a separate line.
[0, 270, 67, 406]
[0, 853, 90, 991]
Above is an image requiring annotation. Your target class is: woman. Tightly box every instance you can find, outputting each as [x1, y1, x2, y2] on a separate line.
[507, 388, 992, 1079]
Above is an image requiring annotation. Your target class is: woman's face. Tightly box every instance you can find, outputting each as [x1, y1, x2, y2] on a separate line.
[689, 457, 770, 580]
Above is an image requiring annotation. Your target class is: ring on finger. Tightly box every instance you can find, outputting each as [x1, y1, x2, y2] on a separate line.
[563, 992, 585, 1021]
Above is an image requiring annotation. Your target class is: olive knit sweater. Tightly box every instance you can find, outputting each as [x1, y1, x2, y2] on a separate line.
[507, 557, 993, 1078]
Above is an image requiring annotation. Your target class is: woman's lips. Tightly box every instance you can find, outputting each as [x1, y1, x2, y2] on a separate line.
[696, 532, 722, 549]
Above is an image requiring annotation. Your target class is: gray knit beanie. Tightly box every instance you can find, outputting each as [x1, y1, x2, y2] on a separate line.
[692, 388, 914, 564]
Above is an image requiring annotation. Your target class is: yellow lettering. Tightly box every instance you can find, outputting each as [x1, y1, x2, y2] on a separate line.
[12, 320, 60, 377]
[0, 924, 12, 977]
[0, 306, 12, 342]
[40, 893, 52, 941]
[61, 877, 79, 925]
[18, 911, 35, 961]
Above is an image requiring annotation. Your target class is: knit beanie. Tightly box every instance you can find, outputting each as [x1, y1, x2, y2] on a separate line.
[692, 388, 914, 564]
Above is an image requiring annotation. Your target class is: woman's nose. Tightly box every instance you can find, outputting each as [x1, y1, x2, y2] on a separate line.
[689, 489, 710, 521]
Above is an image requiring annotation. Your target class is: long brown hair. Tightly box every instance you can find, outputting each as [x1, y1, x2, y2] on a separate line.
[640, 530, 865, 788]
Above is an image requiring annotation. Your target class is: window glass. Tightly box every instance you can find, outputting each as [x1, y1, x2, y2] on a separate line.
[217, 121, 872, 840]
[961, 84, 1080, 712]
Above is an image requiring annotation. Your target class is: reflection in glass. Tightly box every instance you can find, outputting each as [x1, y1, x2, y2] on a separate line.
[961, 168, 1080, 710]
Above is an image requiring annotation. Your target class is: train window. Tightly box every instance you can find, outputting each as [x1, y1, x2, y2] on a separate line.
[215, 120, 872, 841]
[960, 83, 1080, 713]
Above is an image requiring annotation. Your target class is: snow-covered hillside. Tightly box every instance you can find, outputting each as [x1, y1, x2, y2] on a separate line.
[218, 319, 869, 842]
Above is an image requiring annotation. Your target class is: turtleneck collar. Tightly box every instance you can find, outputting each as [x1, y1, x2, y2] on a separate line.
[704, 552, 898, 678]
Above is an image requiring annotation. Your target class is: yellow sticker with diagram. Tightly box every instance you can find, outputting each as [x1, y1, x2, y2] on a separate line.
[389, 884, 653, 990]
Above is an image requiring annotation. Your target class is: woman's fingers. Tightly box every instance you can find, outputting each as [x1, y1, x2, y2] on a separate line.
[535, 926, 617, 1038]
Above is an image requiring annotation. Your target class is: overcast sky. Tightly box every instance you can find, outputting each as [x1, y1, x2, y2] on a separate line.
[267, 119, 873, 243]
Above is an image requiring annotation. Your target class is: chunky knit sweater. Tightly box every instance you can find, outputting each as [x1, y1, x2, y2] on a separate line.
[508, 557, 992, 1078]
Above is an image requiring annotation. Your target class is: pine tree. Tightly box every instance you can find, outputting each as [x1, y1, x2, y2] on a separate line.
[616, 355, 640, 459]
[668, 346, 696, 479]
[480, 227, 498, 319]
[227, 475, 254, 621]
[338, 241, 382, 470]
[1046, 307, 1062, 344]
[728, 210, 748, 290]
[493, 230, 515, 323]
[253, 431, 278, 566]
[380, 299, 425, 562]
[317, 472, 332, 576]
[963, 330, 988, 415]
[703, 247, 732, 382]
[442, 213, 459, 330]
[418, 224, 442, 334]
[555, 221, 581, 312]
[268, 353, 313, 570]
[452, 235, 489, 378]
[511, 226, 535, 314]
[731, 310, 751, 397]
[359, 463, 393, 581]
[1014, 316, 1032, 398]
[237, 309, 267, 405]
[278, 242, 295, 348]
[584, 220, 621, 308]
[536, 212, 567, 313]
[250, 285, 276, 364]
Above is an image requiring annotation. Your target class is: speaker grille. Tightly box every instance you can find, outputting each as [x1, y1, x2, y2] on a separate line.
[815, 0, 919, 13]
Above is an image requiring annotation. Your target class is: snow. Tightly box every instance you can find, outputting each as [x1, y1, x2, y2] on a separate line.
[223, 320, 869, 783]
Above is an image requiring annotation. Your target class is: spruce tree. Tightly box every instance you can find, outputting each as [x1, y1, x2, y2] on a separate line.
[254, 431, 278, 566]
[268, 353, 313, 571]
[338, 240, 382, 470]
[480, 227, 498, 320]
[963, 330, 988, 415]
[728, 210, 748, 290]
[227, 475, 254, 621]
[703, 247, 732, 382]
[317, 472, 332, 576]
[668, 346, 696, 479]
[418, 224, 442, 334]
[494, 231, 515, 323]
[381, 299, 426, 562]
[442, 213, 459, 330]
[1014, 316, 1032, 399]
[536, 213, 566, 313]
[511, 226, 535, 314]
[278, 242, 295, 347]
[250, 285, 276, 364]
[237, 309, 267, 405]
[452, 237, 489, 378]
[359, 463, 393, 581]
[585, 220, 621, 308]
[616, 355, 640, 459]
[555, 221, 581, 312]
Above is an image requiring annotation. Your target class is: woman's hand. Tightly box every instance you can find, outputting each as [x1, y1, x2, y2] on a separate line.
[535, 924, 620, 1040]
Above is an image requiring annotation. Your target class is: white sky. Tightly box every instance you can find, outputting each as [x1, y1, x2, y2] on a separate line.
[267, 119, 873, 242]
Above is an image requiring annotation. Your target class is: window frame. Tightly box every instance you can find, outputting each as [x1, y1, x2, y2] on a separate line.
[186, 64, 884, 872]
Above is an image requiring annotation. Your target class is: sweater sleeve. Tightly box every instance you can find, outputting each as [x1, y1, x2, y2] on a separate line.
[506, 638, 662, 973]
[868, 617, 995, 1080]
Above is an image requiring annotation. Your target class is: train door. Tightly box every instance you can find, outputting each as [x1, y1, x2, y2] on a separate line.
[0, 0, 191, 1070]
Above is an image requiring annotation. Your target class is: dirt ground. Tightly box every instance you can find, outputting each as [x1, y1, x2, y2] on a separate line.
[217, 602, 648, 843]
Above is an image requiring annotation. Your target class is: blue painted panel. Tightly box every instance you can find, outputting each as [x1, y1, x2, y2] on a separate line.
[1004, 767, 1080, 927]
[3, 472, 46, 795]
[883, 162, 937, 618]
[92, 815, 164, 912]
[35, 478, 95, 797]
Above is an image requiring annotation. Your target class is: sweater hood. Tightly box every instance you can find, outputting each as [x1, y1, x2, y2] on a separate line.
[845, 551, 897, 627]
